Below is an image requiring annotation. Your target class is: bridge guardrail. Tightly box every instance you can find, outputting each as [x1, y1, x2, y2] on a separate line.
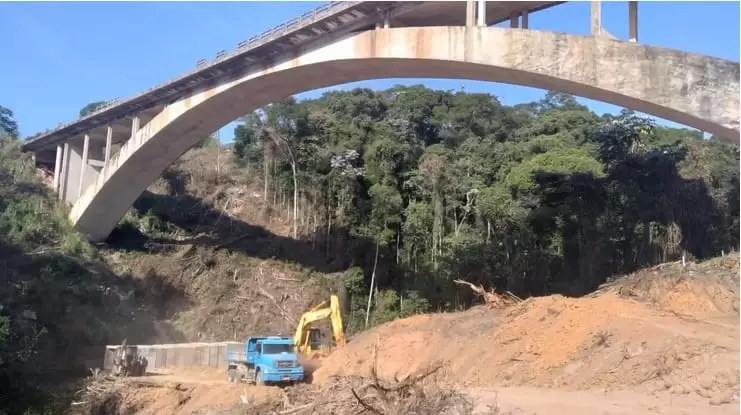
[30, 1, 355, 141]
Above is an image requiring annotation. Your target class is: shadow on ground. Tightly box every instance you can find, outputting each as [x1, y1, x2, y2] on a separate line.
[105, 190, 358, 274]
[0, 238, 189, 378]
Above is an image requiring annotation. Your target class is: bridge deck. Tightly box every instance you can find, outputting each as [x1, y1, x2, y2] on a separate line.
[23, 1, 563, 153]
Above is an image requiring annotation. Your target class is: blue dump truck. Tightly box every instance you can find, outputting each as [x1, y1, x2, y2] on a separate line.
[225, 336, 304, 385]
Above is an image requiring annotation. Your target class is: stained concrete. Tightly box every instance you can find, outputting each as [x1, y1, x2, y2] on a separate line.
[69, 27, 740, 241]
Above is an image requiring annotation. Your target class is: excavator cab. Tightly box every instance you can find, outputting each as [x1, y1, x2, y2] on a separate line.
[294, 295, 345, 358]
[308, 327, 323, 350]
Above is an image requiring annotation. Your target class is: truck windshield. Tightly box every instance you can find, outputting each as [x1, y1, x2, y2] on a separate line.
[262, 344, 294, 355]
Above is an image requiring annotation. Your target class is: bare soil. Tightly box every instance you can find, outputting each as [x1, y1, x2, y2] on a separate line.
[75, 254, 739, 414]
[314, 256, 739, 400]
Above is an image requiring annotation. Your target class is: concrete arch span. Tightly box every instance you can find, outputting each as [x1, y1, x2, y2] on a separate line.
[70, 26, 740, 241]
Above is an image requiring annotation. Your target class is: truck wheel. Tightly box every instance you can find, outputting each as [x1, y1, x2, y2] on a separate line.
[255, 370, 264, 386]
[227, 369, 237, 383]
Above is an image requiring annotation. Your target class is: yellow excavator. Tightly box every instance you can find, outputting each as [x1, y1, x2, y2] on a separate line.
[293, 295, 345, 358]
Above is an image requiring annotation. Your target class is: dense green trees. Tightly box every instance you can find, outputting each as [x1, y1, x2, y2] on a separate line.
[0, 105, 18, 141]
[232, 86, 739, 327]
[78, 101, 109, 118]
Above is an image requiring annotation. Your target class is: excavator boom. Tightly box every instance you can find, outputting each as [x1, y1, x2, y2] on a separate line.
[294, 295, 345, 356]
[328, 295, 345, 347]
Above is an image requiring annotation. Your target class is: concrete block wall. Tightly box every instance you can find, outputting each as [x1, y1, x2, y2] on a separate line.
[103, 341, 243, 371]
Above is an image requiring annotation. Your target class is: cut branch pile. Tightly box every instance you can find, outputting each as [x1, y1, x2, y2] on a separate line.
[454, 279, 521, 309]
[241, 340, 476, 415]
[70, 341, 490, 415]
[68, 371, 187, 415]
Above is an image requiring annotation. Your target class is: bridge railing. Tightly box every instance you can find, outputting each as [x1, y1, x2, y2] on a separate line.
[29, 1, 354, 141]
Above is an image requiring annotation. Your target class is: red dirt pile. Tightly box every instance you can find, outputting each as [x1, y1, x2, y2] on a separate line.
[314, 254, 740, 405]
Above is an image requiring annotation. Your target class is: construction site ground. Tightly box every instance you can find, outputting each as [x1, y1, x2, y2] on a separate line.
[77, 254, 740, 415]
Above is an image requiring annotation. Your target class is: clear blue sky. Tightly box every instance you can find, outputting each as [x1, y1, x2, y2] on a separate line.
[1, 1, 738, 141]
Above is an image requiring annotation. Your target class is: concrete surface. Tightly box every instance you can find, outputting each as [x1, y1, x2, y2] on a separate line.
[23, 1, 564, 152]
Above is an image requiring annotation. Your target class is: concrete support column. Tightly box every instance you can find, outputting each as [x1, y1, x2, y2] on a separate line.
[383, 11, 390, 29]
[62, 136, 104, 205]
[103, 125, 112, 178]
[510, 13, 519, 28]
[59, 143, 69, 201]
[77, 134, 90, 198]
[477, 0, 486, 27]
[53, 144, 62, 192]
[522, 10, 529, 29]
[590, 1, 602, 35]
[629, 1, 638, 42]
[131, 116, 140, 140]
[465, 0, 475, 27]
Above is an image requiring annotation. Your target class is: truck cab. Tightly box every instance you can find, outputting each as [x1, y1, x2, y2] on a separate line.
[226, 336, 304, 385]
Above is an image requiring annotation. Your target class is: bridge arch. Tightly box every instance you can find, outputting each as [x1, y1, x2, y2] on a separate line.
[70, 26, 740, 241]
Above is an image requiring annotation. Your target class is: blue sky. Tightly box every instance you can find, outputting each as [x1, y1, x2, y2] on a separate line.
[1, 1, 738, 141]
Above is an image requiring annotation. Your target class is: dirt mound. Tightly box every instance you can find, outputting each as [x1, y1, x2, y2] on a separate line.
[72, 374, 281, 415]
[239, 359, 475, 415]
[314, 257, 740, 406]
[599, 253, 740, 318]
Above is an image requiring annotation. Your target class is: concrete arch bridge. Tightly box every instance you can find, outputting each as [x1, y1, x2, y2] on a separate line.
[21, 1, 740, 242]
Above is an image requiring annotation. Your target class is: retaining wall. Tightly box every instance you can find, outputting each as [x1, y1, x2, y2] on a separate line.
[103, 341, 243, 371]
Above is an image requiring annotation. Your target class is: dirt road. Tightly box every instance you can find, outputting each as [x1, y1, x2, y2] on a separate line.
[471, 387, 738, 415]
[117, 367, 738, 415]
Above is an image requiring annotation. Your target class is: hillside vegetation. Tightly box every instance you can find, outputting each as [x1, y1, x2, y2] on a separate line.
[0, 116, 183, 413]
[227, 87, 739, 330]
[0, 86, 738, 413]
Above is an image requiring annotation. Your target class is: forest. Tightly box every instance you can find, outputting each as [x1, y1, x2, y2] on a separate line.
[231, 86, 740, 329]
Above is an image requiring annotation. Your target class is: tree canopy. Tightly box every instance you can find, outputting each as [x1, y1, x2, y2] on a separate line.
[78, 101, 109, 118]
[232, 86, 739, 327]
[0, 105, 19, 140]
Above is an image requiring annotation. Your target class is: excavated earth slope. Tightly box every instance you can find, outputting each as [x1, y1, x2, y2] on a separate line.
[78, 255, 740, 415]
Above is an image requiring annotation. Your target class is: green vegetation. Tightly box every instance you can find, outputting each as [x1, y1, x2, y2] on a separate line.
[232, 87, 739, 329]
[0, 105, 178, 414]
[0, 85, 738, 411]
[78, 101, 109, 118]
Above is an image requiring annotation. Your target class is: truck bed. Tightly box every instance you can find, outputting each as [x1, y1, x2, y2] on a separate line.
[225, 343, 247, 363]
